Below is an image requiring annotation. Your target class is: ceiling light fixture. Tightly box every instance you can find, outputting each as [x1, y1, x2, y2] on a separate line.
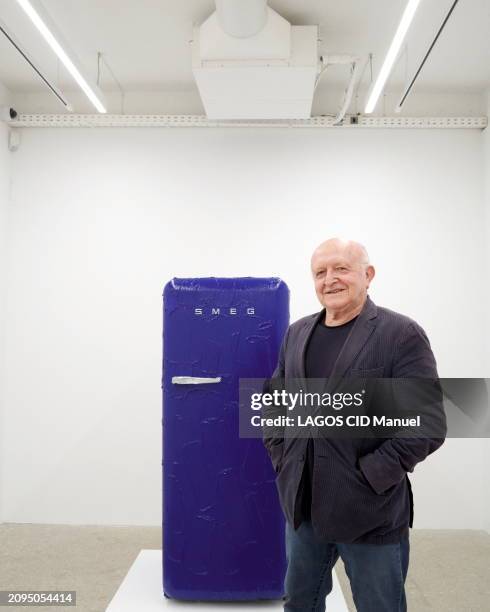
[365, 0, 422, 114]
[14, 0, 106, 113]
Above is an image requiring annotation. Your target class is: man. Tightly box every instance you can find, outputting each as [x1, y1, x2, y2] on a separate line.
[263, 238, 445, 612]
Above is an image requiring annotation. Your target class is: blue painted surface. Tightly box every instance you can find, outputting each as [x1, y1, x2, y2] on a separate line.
[162, 277, 289, 600]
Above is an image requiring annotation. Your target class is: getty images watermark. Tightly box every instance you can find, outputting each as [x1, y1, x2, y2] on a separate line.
[249, 387, 423, 429]
[238, 378, 490, 439]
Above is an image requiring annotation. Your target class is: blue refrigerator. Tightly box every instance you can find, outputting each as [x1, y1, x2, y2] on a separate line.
[162, 277, 289, 600]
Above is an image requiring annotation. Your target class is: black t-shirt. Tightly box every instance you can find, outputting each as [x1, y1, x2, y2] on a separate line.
[305, 316, 358, 379]
[294, 315, 358, 525]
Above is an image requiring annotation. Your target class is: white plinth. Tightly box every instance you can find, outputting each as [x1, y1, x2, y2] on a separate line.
[106, 550, 348, 611]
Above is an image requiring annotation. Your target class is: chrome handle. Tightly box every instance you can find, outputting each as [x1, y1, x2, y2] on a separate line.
[171, 376, 222, 385]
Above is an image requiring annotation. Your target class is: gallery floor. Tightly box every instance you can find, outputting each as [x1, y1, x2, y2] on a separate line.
[0, 524, 489, 612]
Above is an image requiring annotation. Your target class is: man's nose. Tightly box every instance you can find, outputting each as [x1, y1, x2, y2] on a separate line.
[324, 269, 339, 284]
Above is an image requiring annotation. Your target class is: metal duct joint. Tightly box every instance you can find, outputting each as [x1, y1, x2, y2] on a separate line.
[215, 0, 268, 38]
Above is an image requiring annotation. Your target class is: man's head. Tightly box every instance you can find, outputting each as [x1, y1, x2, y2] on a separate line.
[311, 238, 375, 316]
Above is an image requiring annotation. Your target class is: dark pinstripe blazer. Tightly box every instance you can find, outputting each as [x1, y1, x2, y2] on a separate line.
[263, 295, 446, 544]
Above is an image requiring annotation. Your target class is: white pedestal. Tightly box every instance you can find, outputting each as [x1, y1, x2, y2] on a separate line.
[106, 550, 348, 611]
[106, 550, 348, 612]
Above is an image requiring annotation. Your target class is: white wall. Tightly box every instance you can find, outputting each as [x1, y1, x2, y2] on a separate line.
[0, 81, 13, 523]
[2, 126, 489, 528]
[483, 94, 490, 533]
[0, 125, 8, 524]
[484, 91, 490, 379]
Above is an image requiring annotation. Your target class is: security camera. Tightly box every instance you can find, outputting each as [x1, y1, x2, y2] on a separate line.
[0, 107, 18, 121]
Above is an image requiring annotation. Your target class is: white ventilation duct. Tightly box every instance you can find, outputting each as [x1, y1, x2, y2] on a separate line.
[192, 1, 318, 119]
[215, 0, 268, 38]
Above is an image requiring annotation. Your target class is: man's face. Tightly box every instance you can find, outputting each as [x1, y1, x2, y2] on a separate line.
[311, 246, 373, 312]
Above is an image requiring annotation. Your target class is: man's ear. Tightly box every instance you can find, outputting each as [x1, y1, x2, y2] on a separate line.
[366, 265, 375, 286]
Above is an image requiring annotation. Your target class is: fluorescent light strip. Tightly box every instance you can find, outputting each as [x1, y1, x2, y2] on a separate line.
[15, 0, 106, 113]
[365, 0, 422, 114]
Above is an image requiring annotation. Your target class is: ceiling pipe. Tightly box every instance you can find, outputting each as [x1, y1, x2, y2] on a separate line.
[0, 20, 72, 111]
[215, 0, 268, 38]
[319, 55, 367, 125]
[332, 59, 363, 125]
[395, 0, 460, 112]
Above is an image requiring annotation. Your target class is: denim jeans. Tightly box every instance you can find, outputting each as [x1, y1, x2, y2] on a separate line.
[284, 521, 409, 612]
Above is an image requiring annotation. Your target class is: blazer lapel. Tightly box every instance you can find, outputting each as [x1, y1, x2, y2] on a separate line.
[325, 296, 378, 393]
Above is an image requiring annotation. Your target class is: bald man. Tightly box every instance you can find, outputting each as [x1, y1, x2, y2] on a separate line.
[263, 238, 445, 612]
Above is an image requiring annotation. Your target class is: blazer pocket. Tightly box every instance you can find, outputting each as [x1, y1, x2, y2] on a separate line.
[357, 465, 388, 496]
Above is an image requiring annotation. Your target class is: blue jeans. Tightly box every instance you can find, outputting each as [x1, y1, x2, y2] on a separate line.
[284, 521, 409, 612]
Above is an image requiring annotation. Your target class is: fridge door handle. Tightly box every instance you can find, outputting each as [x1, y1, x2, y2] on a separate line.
[171, 376, 222, 385]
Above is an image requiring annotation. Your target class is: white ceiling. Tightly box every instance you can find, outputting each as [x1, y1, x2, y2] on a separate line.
[0, 0, 488, 115]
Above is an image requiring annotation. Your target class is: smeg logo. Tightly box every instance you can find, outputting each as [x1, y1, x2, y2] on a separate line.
[194, 307, 255, 316]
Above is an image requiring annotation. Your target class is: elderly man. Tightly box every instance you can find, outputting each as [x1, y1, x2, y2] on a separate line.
[263, 238, 445, 612]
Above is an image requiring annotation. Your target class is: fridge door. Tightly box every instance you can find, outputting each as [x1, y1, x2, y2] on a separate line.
[162, 277, 289, 600]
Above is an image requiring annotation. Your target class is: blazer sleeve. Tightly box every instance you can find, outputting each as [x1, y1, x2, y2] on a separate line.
[261, 326, 291, 472]
[359, 321, 447, 494]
